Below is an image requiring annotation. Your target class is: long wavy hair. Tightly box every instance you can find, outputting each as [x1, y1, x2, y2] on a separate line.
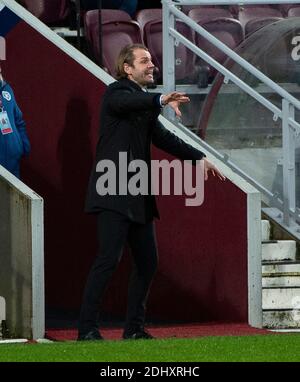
[115, 44, 149, 80]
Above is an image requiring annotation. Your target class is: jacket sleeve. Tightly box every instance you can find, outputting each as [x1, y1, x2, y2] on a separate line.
[107, 87, 162, 115]
[152, 120, 205, 164]
[13, 93, 31, 156]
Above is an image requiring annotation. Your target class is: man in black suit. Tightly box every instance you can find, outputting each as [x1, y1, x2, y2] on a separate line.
[78, 44, 225, 341]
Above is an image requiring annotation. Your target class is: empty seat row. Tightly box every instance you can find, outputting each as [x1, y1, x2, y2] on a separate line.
[182, 4, 299, 36]
[236, 5, 284, 36]
[84, 8, 243, 84]
[19, 1, 300, 31]
[18, 2, 300, 85]
[17, 0, 163, 25]
[84, 4, 300, 81]
[181, 4, 300, 17]
[19, 0, 71, 25]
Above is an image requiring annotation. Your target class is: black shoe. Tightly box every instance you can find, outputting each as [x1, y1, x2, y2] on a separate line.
[123, 329, 154, 340]
[77, 330, 103, 341]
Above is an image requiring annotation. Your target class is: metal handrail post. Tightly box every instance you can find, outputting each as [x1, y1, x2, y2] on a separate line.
[163, 0, 176, 120]
[75, 0, 81, 51]
[169, 3, 300, 112]
[282, 99, 296, 225]
[162, 0, 300, 231]
[98, 0, 103, 68]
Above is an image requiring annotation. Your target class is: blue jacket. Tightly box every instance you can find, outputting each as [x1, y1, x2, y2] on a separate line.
[0, 81, 30, 178]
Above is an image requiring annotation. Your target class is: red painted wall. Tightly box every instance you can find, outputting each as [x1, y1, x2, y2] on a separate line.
[3, 21, 248, 323]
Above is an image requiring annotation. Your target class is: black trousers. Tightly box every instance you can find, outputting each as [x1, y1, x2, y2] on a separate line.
[78, 210, 158, 335]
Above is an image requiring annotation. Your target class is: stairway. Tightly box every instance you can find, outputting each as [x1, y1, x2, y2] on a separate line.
[262, 220, 300, 328]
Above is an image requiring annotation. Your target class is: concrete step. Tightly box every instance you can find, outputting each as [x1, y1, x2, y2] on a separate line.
[262, 241, 296, 261]
[262, 261, 300, 271]
[261, 220, 271, 241]
[263, 310, 300, 328]
[262, 287, 300, 310]
[262, 276, 300, 287]
[262, 262, 300, 287]
[260, 221, 300, 328]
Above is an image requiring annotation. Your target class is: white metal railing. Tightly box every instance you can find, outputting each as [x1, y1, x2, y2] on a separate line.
[162, 0, 300, 235]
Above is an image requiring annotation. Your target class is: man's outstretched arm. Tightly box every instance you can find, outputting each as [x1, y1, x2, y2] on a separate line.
[152, 120, 205, 163]
[152, 121, 225, 181]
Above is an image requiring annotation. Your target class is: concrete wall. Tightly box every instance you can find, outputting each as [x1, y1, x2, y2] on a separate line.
[0, 165, 44, 339]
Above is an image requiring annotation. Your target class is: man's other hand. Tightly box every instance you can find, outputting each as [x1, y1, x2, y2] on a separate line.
[204, 158, 226, 181]
[161, 92, 190, 117]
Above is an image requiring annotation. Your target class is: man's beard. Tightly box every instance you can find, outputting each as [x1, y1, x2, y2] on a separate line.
[139, 71, 154, 86]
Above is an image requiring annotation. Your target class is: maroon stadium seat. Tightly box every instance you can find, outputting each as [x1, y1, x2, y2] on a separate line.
[84, 9, 142, 76]
[135, 8, 162, 42]
[182, 5, 215, 14]
[181, 5, 234, 16]
[237, 5, 283, 37]
[278, 4, 300, 16]
[143, 19, 194, 82]
[22, 0, 70, 24]
[181, 5, 239, 18]
[189, 7, 235, 22]
[244, 16, 283, 37]
[189, 9, 244, 83]
[286, 6, 300, 17]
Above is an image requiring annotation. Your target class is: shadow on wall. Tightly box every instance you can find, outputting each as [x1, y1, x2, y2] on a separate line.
[22, 98, 96, 311]
[50, 97, 95, 309]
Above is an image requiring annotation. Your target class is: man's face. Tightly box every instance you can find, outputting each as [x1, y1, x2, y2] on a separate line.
[124, 49, 155, 86]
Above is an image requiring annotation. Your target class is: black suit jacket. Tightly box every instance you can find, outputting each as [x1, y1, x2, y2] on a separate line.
[85, 78, 205, 223]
